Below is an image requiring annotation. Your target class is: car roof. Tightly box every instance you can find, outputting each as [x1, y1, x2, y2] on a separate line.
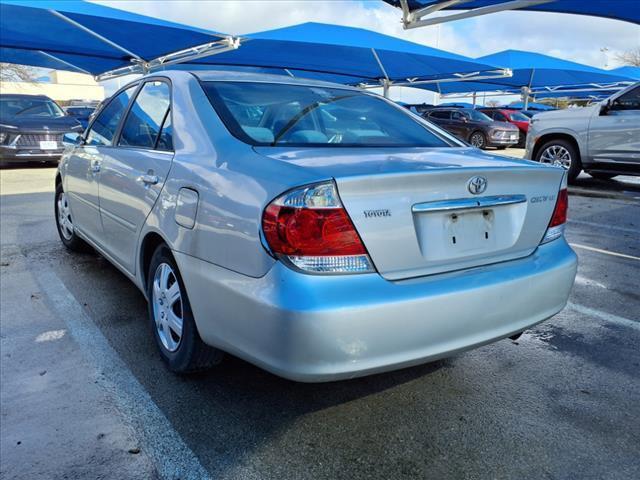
[189, 70, 361, 91]
[428, 107, 473, 112]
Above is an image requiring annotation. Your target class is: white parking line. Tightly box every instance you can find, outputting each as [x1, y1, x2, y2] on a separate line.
[567, 302, 640, 331]
[568, 219, 640, 234]
[37, 268, 211, 480]
[574, 275, 607, 289]
[570, 243, 640, 261]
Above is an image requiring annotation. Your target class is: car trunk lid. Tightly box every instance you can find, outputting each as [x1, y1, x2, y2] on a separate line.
[254, 147, 565, 280]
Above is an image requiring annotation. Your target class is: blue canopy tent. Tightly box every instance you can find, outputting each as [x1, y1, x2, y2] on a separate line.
[427, 50, 634, 94]
[184, 22, 512, 95]
[610, 66, 640, 80]
[413, 50, 635, 107]
[1, 2, 511, 95]
[0, 0, 239, 77]
[383, 1, 640, 28]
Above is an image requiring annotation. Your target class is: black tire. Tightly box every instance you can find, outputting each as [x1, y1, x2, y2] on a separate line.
[54, 183, 90, 252]
[534, 138, 582, 184]
[589, 172, 617, 181]
[147, 245, 223, 373]
[469, 131, 487, 149]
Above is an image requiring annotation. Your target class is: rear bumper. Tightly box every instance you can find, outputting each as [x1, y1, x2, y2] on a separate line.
[176, 238, 577, 382]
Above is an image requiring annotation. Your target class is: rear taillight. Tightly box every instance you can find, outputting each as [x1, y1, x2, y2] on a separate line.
[541, 188, 568, 244]
[262, 181, 374, 274]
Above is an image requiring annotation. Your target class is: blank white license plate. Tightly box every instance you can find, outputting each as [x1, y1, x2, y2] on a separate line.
[509, 134, 518, 140]
[40, 140, 57, 150]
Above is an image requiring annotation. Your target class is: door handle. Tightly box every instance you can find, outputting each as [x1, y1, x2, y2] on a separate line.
[139, 174, 159, 185]
[91, 161, 101, 173]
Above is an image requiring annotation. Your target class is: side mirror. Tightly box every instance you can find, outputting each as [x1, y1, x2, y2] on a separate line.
[62, 132, 82, 147]
[600, 100, 611, 116]
[460, 116, 468, 123]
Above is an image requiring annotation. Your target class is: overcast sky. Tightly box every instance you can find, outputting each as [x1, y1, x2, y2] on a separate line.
[94, 0, 640, 103]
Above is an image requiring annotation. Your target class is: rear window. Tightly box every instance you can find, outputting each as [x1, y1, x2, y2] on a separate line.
[201, 81, 452, 148]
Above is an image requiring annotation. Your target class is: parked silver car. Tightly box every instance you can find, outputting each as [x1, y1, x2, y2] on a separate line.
[56, 71, 577, 382]
[526, 82, 640, 182]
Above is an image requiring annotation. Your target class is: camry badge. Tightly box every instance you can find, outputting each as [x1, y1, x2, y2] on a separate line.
[467, 176, 487, 195]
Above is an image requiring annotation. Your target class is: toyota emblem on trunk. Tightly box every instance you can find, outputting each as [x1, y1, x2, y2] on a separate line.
[467, 176, 487, 195]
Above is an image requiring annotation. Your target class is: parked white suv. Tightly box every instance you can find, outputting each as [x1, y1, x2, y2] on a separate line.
[525, 83, 640, 182]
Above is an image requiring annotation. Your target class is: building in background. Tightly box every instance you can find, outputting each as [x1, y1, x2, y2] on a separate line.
[0, 70, 104, 106]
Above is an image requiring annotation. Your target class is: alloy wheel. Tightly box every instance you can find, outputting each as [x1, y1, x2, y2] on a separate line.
[470, 132, 485, 148]
[57, 192, 74, 240]
[152, 263, 184, 352]
[540, 145, 572, 169]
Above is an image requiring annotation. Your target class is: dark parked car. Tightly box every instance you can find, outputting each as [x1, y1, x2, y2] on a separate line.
[64, 106, 95, 130]
[479, 108, 531, 147]
[423, 108, 519, 149]
[0, 94, 82, 165]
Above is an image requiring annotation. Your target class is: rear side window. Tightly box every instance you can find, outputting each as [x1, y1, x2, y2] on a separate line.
[429, 110, 450, 119]
[156, 109, 173, 151]
[119, 81, 172, 149]
[85, 86, 136, 146]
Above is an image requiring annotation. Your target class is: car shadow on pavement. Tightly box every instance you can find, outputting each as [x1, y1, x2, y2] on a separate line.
[47, 243, 452, 478]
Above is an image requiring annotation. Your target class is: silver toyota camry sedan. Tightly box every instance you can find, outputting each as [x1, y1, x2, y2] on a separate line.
[55, 70, 577, 382]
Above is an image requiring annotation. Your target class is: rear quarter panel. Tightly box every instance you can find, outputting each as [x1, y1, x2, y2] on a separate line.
[140, 73, 321, 283]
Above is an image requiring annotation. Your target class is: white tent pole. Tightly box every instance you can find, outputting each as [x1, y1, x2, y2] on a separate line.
[49, 10, 145, 62]
[370, 47, 393, 97]
[382, 79, 391, 98]
[37, 50, 90, 75]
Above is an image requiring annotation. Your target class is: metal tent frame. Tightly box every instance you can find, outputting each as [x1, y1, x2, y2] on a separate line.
[49, 7, 242, 82]
[397, 0, 553, 29]
[391, 0, 640, 29]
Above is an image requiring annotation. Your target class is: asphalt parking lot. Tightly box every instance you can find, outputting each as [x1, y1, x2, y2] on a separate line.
[1, 160, 639, 480]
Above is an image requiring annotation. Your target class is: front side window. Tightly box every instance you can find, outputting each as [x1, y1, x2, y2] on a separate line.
[467, 110, 493, 122]
[119, 81, 172, 149]
[508, 111, 530, 122]
[612, 86, 640, 111]
[202, 82, 452, 148]
[85, 86, 136, 146]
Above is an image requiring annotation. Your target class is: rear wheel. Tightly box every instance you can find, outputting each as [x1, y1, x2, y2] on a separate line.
[589, 172, 617, 181]
[55, 183, 90, 252]
[535, 139, 581, 183]
[469, 131, 487, 149]
[147, 245, 223, 373]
